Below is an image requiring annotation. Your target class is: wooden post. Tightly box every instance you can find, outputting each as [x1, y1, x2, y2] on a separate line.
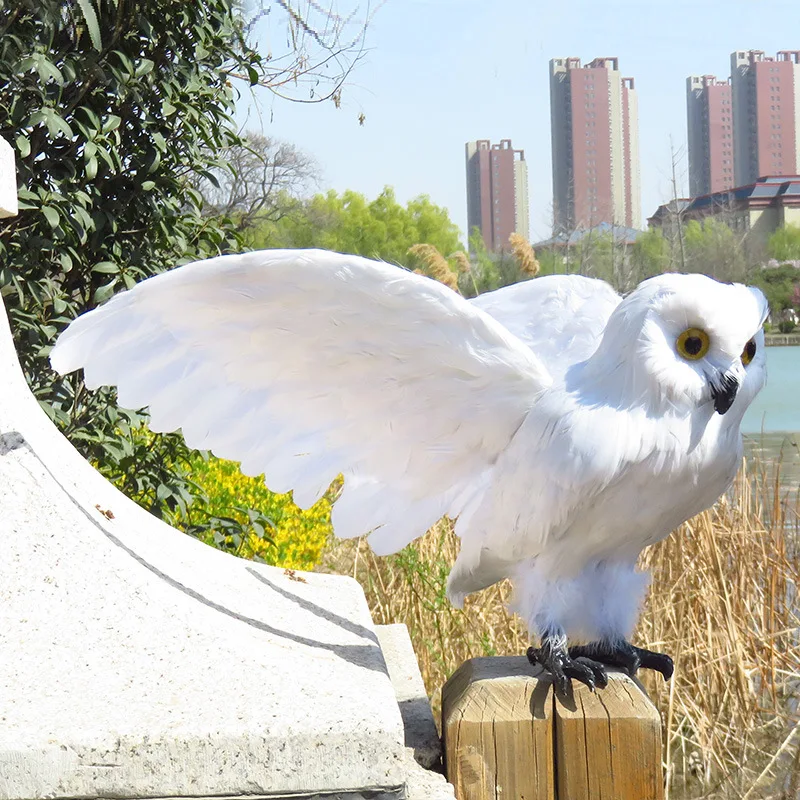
[442, 656, 663, 800]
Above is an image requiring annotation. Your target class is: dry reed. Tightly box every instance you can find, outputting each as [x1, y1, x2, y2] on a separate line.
[321, 459, 800, 799]
[509, 232, 540, 277]
[407, 243, 459, 291]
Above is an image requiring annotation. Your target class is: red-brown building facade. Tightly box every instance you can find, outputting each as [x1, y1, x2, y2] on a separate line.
[465, 139, 529, 252]
[731, 50, 800, 186]
[549, 57, 641, 233]
[687, 75, 734, 196]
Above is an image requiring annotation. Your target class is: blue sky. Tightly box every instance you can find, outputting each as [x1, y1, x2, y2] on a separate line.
[238, 0, 800, 245]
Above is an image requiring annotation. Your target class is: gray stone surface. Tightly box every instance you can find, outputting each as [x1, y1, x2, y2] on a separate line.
[375, 626, 454, 800]
[375, 624, 442, 770]
[0, 296, 408, 797]
[402, 751, 456, 800]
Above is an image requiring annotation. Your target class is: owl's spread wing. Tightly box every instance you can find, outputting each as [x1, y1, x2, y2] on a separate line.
[471, 275, 621, 379]
[51, 249, 552, 555]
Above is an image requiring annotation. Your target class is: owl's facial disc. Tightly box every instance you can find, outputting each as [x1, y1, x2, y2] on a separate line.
[674, 326, 754, 415]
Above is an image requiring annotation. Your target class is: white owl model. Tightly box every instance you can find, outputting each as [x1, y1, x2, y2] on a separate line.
[51, 250, 768, 691]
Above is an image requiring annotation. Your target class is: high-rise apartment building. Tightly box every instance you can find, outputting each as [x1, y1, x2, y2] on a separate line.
[549, 57, 641, 233]
[686, 75, 734, 196]
[731, 50, 800, 186]
[465, 139, 529, 251]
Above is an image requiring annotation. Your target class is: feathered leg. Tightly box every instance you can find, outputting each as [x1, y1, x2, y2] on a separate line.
[527, 629, 609, 693]
[568, 640, 674, 681]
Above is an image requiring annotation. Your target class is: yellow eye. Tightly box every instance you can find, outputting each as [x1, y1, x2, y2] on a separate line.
[676, 328, 710, 361]
[741, 338, 757, 366]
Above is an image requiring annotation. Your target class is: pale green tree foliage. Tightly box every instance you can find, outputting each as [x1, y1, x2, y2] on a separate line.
[630, 229, 671, 281]
[683, 219, 748, 283]
[248, 187, 463, 268]
[767, 224, 800, 263]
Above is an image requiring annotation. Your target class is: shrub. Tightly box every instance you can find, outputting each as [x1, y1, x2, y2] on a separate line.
[183, 454, 333, 570]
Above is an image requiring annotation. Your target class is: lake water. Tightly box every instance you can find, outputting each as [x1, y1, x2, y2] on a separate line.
[741, 346, 800, 503]
[743, 347, 800, 435]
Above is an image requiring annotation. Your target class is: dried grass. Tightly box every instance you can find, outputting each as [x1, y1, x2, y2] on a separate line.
[509, 232, 540, 277]
[320, 459, 800, 799]
[408, 243, 459, 291]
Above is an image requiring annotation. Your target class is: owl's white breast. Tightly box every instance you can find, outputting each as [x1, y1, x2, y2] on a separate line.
[540, 398, 743, 575]
[464, 384, 745, 583]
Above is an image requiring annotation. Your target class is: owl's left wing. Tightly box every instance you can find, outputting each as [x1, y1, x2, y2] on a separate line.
[471, 275, 621, 380]
[51, 249, 553, 556]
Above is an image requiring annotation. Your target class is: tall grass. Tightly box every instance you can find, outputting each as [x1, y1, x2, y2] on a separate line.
[321, 459, 800, 799]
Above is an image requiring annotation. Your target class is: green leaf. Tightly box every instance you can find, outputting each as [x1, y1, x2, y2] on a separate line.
[135, 59, 154, 78]
[36, 57, 64, 85]
[162, 100, 176, 116]
[85, 157, 98, 180]
[15, 135, 30, 158]
[59, 252, 73, 272]
[75, 0, 103, 51]
[102, 114, 121, 133]
[42, 206, 60, 229]
[92, 261, 118, 274]
[93, 279, 119, 304]
[43, 108, 73, 139]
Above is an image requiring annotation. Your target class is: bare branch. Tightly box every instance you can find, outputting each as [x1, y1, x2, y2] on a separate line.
[193, 132, 319, 228]
[232, 0, 382, 104]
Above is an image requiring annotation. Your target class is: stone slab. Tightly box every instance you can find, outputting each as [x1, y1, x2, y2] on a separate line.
[0, 136, 17, 218]
[375, 624, 442, 770]
[0, 296, 407, 798]
[375, 625, 454, 800]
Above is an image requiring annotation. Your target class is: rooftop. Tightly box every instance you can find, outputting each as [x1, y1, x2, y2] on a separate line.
[648, 176, 800, 226]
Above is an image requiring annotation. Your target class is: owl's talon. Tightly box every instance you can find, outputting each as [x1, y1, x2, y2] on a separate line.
[568, 640, 674, 681]
[527, 640, 608, 693]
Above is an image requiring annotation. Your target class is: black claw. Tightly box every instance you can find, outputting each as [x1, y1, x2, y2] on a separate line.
[569, 640, 674, 681]
[639, 650, 674, 681]
[574, 656, 609, 689]
[527, 638, 607, 693]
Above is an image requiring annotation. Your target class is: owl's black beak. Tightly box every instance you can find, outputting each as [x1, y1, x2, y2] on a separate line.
[711, 372, 739, 415]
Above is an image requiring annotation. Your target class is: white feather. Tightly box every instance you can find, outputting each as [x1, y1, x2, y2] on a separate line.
[52, 249, 551, 559]
[51, 252, 769, 643]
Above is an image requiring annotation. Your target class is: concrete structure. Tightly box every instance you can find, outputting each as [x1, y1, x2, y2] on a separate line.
[731, 50, 800, 186]
[647, 175, 800, 254]
[0, 142, 452, 798]
[0, 290, 454, 800]
[687, 75, 734, 196]
[550, 56, 641, 233]
[465, 138, 529, 251]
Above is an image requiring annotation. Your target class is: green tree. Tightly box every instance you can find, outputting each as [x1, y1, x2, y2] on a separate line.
[631, 228, 671, 282]
[0, 0, 371, 527]
[1, 0, 262, 517]
[248, 187, 463, 267]
[683, 218, 748, 282]
[749, 265, 800, 314]
[767, 224, 800, 262]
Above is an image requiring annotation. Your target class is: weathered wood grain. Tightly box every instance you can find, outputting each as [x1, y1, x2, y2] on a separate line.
[442, 657, 663, 800]
[554, 672, 663, 800]
[442, 656, 555, 800]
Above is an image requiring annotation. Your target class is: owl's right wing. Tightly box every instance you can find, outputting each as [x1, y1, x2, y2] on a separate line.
[471, 275, 621, 379]
[51, 249, 554, 557]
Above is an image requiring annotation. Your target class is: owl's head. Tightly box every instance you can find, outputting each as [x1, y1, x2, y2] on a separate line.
[587, 273, 769, 419]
